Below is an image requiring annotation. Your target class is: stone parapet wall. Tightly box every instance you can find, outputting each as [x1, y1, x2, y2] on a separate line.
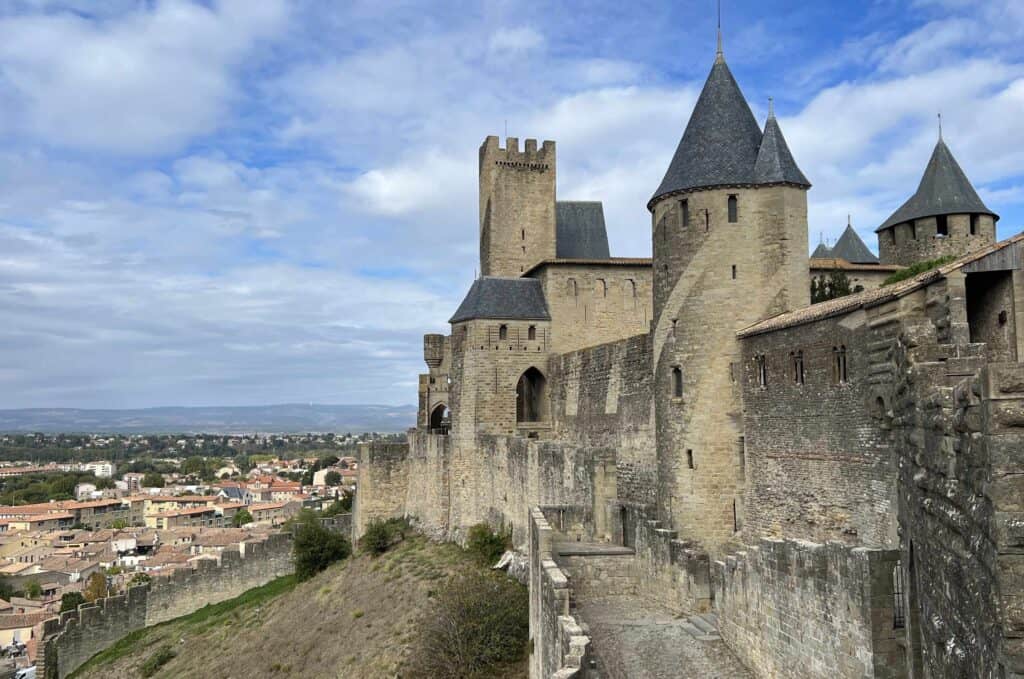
[713, 538, 904, 679]
[628, 507, 712, 614]
[39, 532, 293, 679]
[529, 507, 591, 679]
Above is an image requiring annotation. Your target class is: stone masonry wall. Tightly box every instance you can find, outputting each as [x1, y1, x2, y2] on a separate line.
[879, 213, 996, 267]
[39, 532, 293, 679]
[353, 442, 411, 538]
[739, 308, 898, 548]
[713, 538, 904, 679]
[529, 507, 591, 679]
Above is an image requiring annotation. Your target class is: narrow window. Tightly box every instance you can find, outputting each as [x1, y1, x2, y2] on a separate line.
[672, 366, 683, 398]
[704, 209, 710, 232]
[686, 449, 694, 469]
[680, 199, 690, 227]
[731, 265, 737, 280]
[627, 279, 637, 297]
[521, 229, 525, 241]
[671, 319, 678, 337]
[499, 325, 508, 341]
[756, 354, 767, 388]
[728, 195, 738, 223]
[833, 345, 848, 384]
[792, 350, 804, 385]
[528, 325, 536, 340]
[970, 214, 979, 235]
[909, 222, 917, 240]
[568, 278, 577, 297]
[936, 214, 948, 236]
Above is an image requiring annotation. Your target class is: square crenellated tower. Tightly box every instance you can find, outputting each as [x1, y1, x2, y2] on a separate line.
[479, 136, 557, 277]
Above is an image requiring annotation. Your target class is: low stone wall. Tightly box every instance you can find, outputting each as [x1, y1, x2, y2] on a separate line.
[39, 532, 294, 679]
[712, 538, 905, 679]
[529, 507, 591, 679]
[555, 548, 636, 600]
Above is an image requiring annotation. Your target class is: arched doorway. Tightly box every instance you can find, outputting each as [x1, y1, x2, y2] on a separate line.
[516, 368, 547, 423]
[429, 404, 450, 435]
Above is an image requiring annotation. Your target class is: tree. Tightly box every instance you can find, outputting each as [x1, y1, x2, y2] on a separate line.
[0, 578, 13, 602]
[83, 572, 108, 602]
[232, 509, 253, 527]
[111, 518, 128, 530]
[324, 470, 342, 487]
[811, 271, 857, 303]
[292, 512, 350, 581]
[128, 572, 151, 588]
[142, 472, 165, 489]
[60, 591, 86, 612]
[24, 580, 42, 599]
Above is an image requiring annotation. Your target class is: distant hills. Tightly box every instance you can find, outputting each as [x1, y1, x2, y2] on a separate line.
[0, 404, 416, 434]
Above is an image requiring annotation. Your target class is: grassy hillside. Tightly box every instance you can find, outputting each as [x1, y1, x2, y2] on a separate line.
[72, 534, 527, 678]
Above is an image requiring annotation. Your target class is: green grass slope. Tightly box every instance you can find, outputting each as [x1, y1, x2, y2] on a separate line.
[73, 534, 525, 679]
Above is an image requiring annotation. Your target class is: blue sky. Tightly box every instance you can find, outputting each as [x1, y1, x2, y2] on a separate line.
[1, 0, 1022, 409]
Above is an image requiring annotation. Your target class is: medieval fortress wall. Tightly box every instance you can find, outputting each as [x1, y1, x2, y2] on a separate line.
[355, 37, 1024, 679]
[38, 531, 297, 679]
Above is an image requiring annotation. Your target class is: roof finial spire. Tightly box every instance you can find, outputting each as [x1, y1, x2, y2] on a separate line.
[716, 0, 724, 62]
[937, 112, 943, 141]
[847, 213, 851, 228]
[768, 96, 774, 119]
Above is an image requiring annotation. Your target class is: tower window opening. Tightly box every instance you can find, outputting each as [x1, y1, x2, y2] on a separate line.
[909, 222, 917, 240]
[791, 350, 804, 385]
[833, 345, 848, 384]
[680, 199, 690, 227]
[672, 366, 683, 398]
[516, 367, 548, 423]
[686, 450, 694, 469]
[936, 214, 948, 237]
[970, 214, 979, 235]
[756, 354, 767, 388]
[731, 265, 737, 280]
[568, 278, 577, 297]
[521, 229, 525, 241]
[671, 318, 678, 337]
[705, 209, 710, 232]
[499, 325, 508, 341]
[728, 195, 738, 223]
[528, 325, 536, 340]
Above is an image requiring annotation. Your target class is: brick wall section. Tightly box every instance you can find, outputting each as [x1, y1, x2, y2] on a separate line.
[878, 213, 996, 266]
[713, 538, 904, 679]
[739, 308, 898, 548]
[39, 532, 293, 679]
[529, 507, 591, 679]
[651, 185, 810, 555]
[533, 263, 653, 355]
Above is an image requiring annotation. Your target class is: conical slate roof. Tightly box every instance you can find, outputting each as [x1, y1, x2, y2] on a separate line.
[810, 242, 833, 258]
[449, 277, 550, 324]
[831, 224, 878, 264]
[753, 113, 810, 186]
[876, 139, 997, 232]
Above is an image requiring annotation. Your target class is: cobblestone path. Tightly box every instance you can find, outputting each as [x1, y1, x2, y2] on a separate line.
[578, 596, 753, 679]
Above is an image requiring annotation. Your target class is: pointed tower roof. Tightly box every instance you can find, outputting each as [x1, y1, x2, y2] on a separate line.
[831, 221, 878, 264]
[810, 242, 833, 258]
[650, 56, 765, 206]
[753, 104, 811, 187]
[876, 138, 997, 232]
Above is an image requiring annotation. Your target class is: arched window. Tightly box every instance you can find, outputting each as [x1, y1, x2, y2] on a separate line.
[728, 195, 738, 223]
[791, 351, 804, 385]
[833, 345, 848, 384]
[499, 325, 508, 341]
[429, 404, 450, 435]
[626, 279, 637, 298]
[516, 368, 547, 423]
[672, 366, 683, 398]
[528, 325, 536, 340]
[596, 279, 607, 297]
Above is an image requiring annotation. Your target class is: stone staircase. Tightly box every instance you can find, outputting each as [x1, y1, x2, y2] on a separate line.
[681, 612, 721, 641]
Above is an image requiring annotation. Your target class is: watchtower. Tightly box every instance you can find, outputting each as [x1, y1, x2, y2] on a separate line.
[479, 136, 557, 277]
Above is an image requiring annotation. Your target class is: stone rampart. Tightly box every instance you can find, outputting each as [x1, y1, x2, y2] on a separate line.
[630, 509, 712, 614]
[713, 538, 904, 679]
[529, 507, 591, 679]
[38, 532, 293, 679]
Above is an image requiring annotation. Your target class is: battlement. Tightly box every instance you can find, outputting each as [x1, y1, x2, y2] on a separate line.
[480, 135, 555, 171]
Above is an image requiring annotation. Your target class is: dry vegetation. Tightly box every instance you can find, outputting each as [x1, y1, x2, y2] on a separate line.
[73, 533, 527, 679]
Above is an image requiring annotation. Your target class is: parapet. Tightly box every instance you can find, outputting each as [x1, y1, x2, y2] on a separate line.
[479, 135, 555, 171]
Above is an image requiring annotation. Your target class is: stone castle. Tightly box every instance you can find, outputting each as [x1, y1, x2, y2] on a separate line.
[354, 34, 1024, 679]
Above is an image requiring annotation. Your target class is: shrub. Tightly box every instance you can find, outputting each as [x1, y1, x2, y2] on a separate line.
[140, 645, 175, 677]
[466, 523, 510, 566]
[360, 517, 409, 556]
[882, 255, 956, 286]
[293, 514, 351, 581]
[407, 572, 528, 679]
[60, 591, 85, 613]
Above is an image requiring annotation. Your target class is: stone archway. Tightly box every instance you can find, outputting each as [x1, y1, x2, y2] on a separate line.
[429, 403, 450, 435]
[516, 367, 548, 423]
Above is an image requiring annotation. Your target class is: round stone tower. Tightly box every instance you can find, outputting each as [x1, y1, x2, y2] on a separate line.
[649, 44, 810, 553]
[876, 135, 998, 266]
